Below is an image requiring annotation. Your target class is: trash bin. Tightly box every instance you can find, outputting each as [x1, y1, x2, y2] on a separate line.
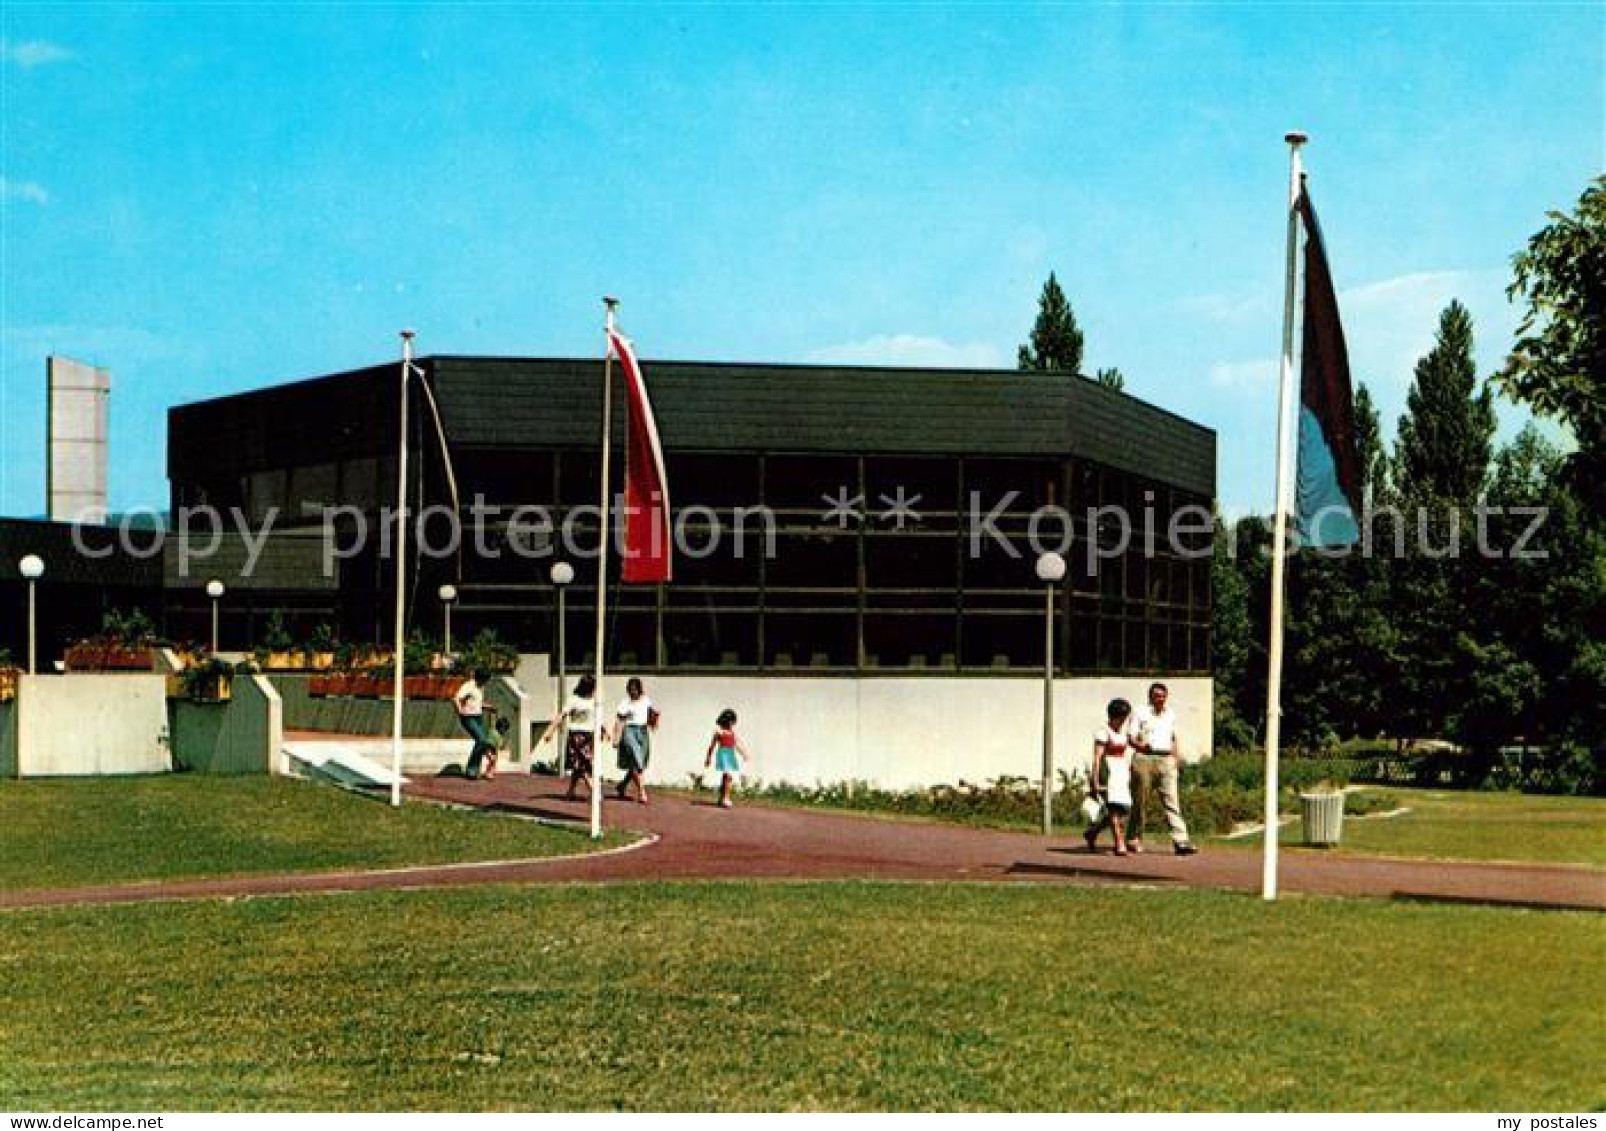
[1300, 791, 1345, 846]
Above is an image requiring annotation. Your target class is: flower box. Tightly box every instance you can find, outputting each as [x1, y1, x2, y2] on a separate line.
[66, 644, 150, 672]
[308, 675, 332, 698]
[0, 668, 18, 701]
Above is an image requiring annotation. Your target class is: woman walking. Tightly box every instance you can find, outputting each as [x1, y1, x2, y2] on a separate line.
[539, 674, 598, 801]
[612, 677, 657, 805]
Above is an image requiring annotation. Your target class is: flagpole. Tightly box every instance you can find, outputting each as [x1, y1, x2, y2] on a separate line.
[1263, 132, 1307, 899]
[391, 330, 414, 808]
[591, 299, 618, 840]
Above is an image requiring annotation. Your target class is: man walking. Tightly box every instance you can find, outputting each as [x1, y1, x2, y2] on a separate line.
[1129, 682, 1198, 856]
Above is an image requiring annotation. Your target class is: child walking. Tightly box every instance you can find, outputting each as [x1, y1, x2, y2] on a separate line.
[704, 709, 749, 809]
[1083, 698, 1135, 856]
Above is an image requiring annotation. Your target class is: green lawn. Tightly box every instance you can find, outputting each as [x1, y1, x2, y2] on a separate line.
[0, 882, 1599, 1110]
[1250, 787, 1606, 866]
[0, 776, 628, 890]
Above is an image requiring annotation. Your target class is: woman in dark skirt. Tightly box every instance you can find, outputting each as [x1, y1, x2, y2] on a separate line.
[539, 674, 598, 801]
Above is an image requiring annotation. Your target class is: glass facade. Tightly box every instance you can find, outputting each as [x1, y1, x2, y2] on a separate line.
[414, 447, 1214, 676]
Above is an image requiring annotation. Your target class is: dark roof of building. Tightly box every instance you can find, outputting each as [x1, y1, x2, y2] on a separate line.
[170, 356, 1215, 496]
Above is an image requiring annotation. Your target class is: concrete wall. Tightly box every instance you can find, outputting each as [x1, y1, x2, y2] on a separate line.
[270, 672, 533, 766]
[527, 656, 1211, 791]
[270, 675, 465, 738]
[0, 699, 16, 777]
[484, 675, 532, 766]
[171, 675, 282, 773]
[14, 674, 170, 776]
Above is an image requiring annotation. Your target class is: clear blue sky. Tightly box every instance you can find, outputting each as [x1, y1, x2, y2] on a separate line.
[2, 3, 1601, 517]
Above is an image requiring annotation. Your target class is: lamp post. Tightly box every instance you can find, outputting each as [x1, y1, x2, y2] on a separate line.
[19, 555, 44, 675]
[205, 579, 225, 654]
[438, 584, 457, 656]
[550, 561, 574, 771]
[1035, 551, 1067, 836]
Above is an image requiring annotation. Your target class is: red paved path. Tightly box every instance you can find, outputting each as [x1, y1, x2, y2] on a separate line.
[4, 775, 1602, 911]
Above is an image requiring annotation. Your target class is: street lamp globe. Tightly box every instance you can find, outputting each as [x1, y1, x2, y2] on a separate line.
[550, 561, 575, 587]
[1035, 551, 1067, 584]
[205, 579, 225, 599]
[19, 554, 44, 580]
[438, 583, 457, 603]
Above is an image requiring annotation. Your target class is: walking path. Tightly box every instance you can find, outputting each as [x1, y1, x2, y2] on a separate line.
[4, 775, 1602, 911]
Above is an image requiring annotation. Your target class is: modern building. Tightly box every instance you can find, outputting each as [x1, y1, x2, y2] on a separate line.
[165, 356, 1215, 679]
[5, 354, 1216, 788]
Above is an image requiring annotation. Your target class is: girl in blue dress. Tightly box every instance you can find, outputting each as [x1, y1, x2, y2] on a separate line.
[704, 708, 749, 809]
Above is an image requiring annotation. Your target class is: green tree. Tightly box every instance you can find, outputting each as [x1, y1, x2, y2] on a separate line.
[1210, 515, 1255, 751]
[1353, 382, 1389, 507]
[1018, 273, 1084, 374]
[1386, 302, 1496, 745]
[1094, 367, 1125, 392]
[1497, 176, 1605, 515]
[1394, 300, 1496, 505]
[1464, 426, 1606, 786]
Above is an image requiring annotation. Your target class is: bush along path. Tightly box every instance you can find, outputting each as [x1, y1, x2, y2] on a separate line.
[2, 779, 1602, 912]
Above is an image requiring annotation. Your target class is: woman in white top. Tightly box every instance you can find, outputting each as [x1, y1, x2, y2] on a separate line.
[612, 677, 658, 805]
[539, 674, 597, 801]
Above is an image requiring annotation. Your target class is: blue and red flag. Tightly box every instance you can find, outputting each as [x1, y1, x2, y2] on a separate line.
[1294, 179, 1363, 547]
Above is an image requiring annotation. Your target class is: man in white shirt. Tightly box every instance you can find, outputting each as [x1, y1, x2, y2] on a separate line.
[1129, 681, 1198, 855]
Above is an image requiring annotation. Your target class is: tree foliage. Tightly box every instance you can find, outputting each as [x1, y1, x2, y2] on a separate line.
[1352, 382, 1389, 506]
[1498, 175, 1606, 516]
[1094, 367, 1125, 391]
[1018, 272, 1084, 374]
[1394, 300, 1496, 505]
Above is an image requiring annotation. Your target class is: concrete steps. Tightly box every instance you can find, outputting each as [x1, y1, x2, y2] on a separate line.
[281, 741, 412, 788]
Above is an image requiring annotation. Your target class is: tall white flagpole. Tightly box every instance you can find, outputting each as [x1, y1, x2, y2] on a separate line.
[391, 330, 415, 808]
[1263, 132, 1307, 899]
[591, 299, 618, 839]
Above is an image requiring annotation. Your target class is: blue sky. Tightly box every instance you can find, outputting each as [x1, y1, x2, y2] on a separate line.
[2, 3, 1601, 517]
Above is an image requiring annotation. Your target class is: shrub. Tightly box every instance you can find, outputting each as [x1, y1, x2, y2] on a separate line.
[456, 629, 518, 675]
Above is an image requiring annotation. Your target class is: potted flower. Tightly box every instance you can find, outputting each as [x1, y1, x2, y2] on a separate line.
[302, 622, 337, 671]
[0, 648, 19, 701]
[256, 610, 297, 670]
[181, 656, 234, 703]
[67, 609, 159, 671]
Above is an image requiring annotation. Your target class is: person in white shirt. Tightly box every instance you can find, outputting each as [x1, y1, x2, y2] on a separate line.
[1129, 682, 1197, 855]
[539, 674, 597, 801]
[453, 667, 497, 781]
[611, 677, 658, 805]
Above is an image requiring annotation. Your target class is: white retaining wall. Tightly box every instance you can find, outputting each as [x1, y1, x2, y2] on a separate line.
[522, 655, 1210, 791]
[14, 674, 171, 776]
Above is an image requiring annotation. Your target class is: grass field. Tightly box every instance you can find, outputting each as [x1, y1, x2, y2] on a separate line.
[0, 777, 627, 890]
[1263, 788, 1606, 866]
[1, 882, 1599, 1110]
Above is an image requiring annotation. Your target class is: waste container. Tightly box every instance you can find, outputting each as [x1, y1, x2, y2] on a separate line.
[1300, 791, 1345, 846]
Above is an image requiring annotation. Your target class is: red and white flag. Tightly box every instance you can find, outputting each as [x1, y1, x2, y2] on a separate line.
[607, 328, 673, 583]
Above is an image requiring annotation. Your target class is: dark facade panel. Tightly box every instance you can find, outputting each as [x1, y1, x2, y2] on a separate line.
[428, 357, 1215, 497]
[168, 363, 397, 484]
[169, 355, 1215, 501]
